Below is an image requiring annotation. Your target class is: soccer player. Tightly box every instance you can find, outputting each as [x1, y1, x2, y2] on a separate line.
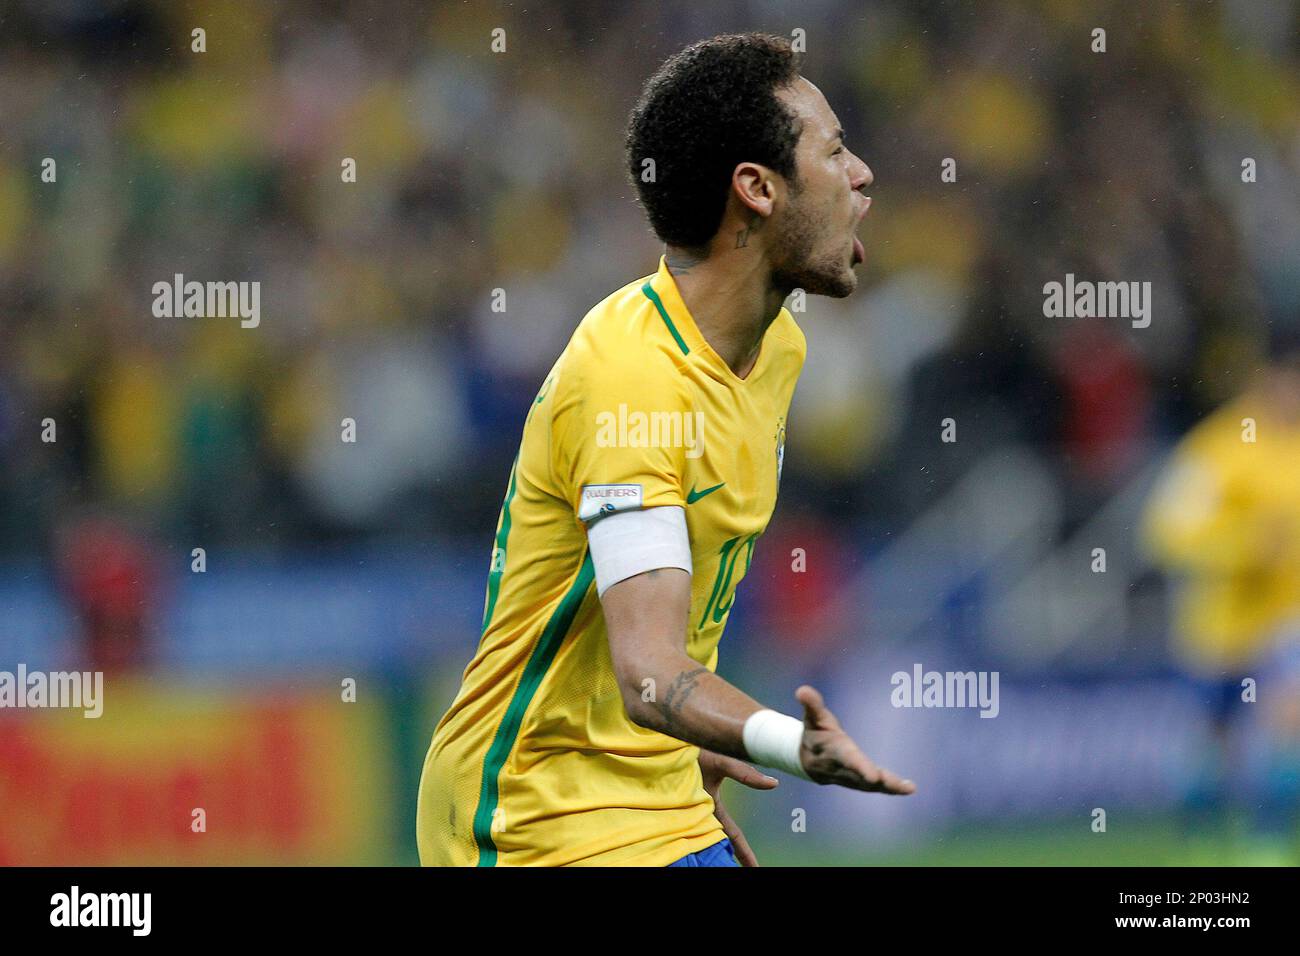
[417, 33, 913, 868]
[1142, 340, 1300, 861]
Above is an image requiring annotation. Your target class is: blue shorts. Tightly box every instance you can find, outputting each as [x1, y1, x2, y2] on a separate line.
[1187, 674, 1246, 725]
[667, 838, 740, 867]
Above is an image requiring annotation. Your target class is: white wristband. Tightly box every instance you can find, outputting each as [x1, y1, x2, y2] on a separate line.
[742, 709, 811, 780]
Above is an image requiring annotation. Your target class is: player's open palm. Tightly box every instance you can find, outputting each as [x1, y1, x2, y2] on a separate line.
[796, 685, 916, 795]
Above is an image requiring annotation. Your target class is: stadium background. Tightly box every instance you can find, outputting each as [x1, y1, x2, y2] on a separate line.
[2, 0, 1299, 865]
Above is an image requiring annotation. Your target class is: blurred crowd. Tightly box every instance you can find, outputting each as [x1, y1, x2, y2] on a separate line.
[0, 0, 1298, 608]
[1, 0, 1299, 865]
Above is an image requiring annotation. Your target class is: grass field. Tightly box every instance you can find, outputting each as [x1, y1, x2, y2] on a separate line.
[757, 814, 1300, 867]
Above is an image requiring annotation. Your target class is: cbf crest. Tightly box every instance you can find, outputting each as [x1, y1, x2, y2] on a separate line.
[775, 419, 786, 483]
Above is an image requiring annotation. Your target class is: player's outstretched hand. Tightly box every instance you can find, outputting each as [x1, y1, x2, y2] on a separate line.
[795, 685, 916, 795]
[698, 749, 778, 866]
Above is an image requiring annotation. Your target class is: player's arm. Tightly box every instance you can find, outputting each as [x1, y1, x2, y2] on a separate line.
[593, 510, 915, 794]
[602, 563, 758, 754]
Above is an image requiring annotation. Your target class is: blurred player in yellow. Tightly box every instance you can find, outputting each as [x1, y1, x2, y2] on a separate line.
[417, 34, 914, 867]
[1143, 337, 1300, 860]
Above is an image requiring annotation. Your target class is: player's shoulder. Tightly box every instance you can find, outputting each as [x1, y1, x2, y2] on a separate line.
[1185, 396, 1252, 452]
[1160, 395, 1260, 488]
[571, 271, 686, 363]
[554, 273, 692, 405]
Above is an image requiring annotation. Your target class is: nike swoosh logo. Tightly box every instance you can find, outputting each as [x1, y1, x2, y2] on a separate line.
[686, 482, 725, 504]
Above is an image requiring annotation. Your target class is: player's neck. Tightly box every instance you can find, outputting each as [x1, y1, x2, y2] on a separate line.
[664, 244, 788, 381]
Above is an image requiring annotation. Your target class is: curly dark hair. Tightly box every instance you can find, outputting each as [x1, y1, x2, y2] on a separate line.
[626, 33, 805, 250]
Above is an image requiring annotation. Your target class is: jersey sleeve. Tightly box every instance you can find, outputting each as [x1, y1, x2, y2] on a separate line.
[550, 354, 694, 526]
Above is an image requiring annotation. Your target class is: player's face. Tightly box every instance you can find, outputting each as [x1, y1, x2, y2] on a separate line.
[771, 77, 872, 297]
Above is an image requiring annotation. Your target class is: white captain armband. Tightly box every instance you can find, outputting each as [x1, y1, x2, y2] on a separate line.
[586, 505, 692, 598]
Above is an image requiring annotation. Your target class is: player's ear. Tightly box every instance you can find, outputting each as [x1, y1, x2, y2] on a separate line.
[731, 162, 776, 219]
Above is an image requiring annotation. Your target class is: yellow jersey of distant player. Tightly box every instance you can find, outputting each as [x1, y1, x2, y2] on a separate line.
[1143, 394, 1300, 673]
[417, 256, 805, 866]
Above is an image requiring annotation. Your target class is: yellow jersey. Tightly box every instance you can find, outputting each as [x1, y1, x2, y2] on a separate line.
[1143, 394, 1300, 673]
[417, 255, 805, 866]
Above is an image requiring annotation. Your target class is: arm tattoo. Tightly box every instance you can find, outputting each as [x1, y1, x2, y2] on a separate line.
[658, 666, 708, 735]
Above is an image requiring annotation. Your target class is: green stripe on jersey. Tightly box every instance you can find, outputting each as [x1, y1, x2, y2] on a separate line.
[472, 550, 595, 866]
[480, 453, 520, 634]
[641, 281, 690, 356]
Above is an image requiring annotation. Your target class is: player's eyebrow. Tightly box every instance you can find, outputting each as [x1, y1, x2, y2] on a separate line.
[829, 126, 845, 143]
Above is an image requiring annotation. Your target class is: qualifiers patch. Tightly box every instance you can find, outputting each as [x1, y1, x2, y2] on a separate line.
[579, 483, 643, 523]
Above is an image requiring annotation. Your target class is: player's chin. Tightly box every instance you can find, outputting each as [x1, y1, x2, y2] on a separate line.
[829, 269, 857, 298]
[822, 261, 858, 298]
[803, 269, 856, 299]
[780, 255, 857, 298]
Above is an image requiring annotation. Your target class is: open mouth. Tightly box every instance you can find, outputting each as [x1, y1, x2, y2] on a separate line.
[850, 196, 871, 266]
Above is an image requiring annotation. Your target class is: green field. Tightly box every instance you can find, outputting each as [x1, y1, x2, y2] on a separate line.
[755, 815, 1300, 867]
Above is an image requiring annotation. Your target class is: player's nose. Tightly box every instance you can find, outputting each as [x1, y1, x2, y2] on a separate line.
[852, 157, 873, 191]
[850, 154, 873, 191]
